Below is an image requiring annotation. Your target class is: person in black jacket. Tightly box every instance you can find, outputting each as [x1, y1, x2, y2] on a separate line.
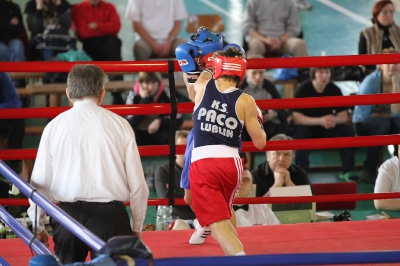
[0, 0, 27, 62]
[126, 72, 183, 145]
[24, 0, 72, 60]
[251, 134, 310, 197]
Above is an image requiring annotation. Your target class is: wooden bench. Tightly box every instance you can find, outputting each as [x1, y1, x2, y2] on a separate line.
[7, 72, 45, 80]
[26, 80, 136, 107]
[272, 79, 298, 98]
[16, 88, 31, 97]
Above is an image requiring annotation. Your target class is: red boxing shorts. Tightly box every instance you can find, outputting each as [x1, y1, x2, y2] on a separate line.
[190, 157, 242, 226]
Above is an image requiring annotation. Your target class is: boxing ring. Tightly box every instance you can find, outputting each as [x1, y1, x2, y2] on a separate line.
[1, 54, 400, 265]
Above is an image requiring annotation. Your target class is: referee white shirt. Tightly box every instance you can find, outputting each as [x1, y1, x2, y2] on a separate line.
[28, 99, 149, 233]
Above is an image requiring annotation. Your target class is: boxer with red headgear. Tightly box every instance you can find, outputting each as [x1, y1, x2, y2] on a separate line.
[175, 27, 225, 246]
[189, 45, 266, 255]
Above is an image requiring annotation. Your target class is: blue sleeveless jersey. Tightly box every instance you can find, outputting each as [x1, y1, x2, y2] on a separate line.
[193, 80, 244, 149]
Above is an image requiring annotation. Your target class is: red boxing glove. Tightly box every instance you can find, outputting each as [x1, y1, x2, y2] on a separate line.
[256, 106, 264, 129]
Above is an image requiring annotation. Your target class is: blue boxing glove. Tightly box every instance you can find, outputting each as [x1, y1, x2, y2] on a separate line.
[175, 43, 199, 72]
[176, 43, 202, 84]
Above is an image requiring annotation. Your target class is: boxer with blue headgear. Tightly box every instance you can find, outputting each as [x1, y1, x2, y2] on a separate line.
[175, 27, 223, 85]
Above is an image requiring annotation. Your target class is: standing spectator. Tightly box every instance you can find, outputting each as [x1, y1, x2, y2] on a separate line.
[72, 0, 124, 104]
[24, 0, 72, 60]
[234, 168, 280, 226]
[374, 144, 400, 210]
[126, 72, 183, 146]
[154, 130, 196, 220]
[124, 0, 188, 60]
[292, 67, 357, 181]
[359, 0, 400, 74]
[0, 0, 27, 62]
[353, 48, 400, 183]
[251, 134, 310, 197]
[27, 65, 149, 263]
[242, 0, 308, 57]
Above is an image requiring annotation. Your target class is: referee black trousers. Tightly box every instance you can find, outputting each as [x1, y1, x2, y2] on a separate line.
[51, 201, 131, 264]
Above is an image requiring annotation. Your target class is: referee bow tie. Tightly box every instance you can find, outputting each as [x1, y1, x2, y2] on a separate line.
[233, 204, 249, 211]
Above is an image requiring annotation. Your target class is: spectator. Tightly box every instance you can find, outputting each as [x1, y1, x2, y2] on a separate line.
[124, 0, 188, 60]
[0, 72, 25, 184]
[154, 130, 196, 220]
[359, 0, 400, 74]
[126, 72, 183, 145]
[242, 0, 308, 57]
[292, 67, 357, 181]
[374, 144, 400, 210]
[234, 168, 280, 226]
[72, 0, 124, 104]
[353, 48, 400, 183]
[0, 0, 27, 62]
[27, 64, 149, 263]
[359, 0, 400, 55]
[240, 55, 291, 140]
[24, 0, 72, 60]
[251, 134, 310, 197]
[240, 54, 291, 168]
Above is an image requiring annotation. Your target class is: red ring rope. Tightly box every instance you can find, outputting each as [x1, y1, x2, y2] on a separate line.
[1, 53, 400, 72]
[1, 55, 400, 208]
[2, 192, 400, 206]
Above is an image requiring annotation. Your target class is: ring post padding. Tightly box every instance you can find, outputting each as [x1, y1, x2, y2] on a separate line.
[167, 60, 177, 206]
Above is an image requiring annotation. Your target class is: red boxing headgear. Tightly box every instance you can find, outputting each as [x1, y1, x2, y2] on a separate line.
[213, 56, 247, 87]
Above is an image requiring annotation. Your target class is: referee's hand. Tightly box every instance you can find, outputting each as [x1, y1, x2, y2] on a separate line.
[36, 230, 50, 247]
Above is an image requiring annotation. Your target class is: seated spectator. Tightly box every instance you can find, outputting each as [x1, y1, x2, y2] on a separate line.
[0, 73, 25, 177]
[251, 134, 310, 197]
[353, 48, 400, 183]
[240, 54, 292, 168]
[240, 55, 291, 139]
[124, 0, 187, 60]
[242, 0, 308, 57]
[234, 168, 280, 226]
[126, 72, 183, 145]
[359, 0, 400, 74]
[24, 0, 72, 60]
[292, 67, 357, 181]
[0, 0, 29, 91]
[154, 130, 196, 220]
[374, 144, 400, 211]
[72, 0, 124, 104]
[0, 0, 27, 62]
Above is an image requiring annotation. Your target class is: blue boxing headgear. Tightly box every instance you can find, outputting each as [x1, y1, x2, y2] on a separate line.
[188, 26, 223, 56]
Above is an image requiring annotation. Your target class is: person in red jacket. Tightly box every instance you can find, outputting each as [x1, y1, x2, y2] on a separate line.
[72, 0, 124, 104]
